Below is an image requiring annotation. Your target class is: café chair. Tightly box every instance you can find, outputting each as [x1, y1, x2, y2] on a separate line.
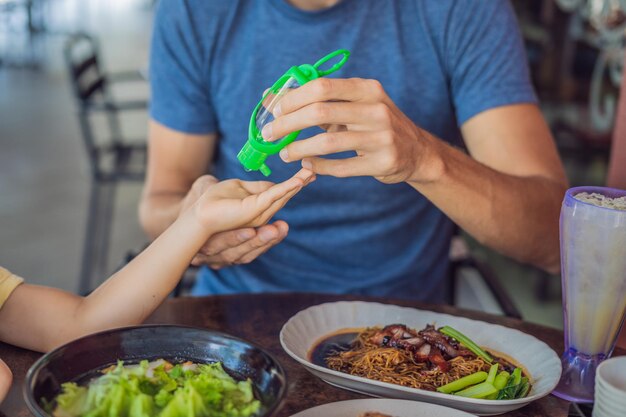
[63, 33, 148, 295]
[448, 233, 523, 319]
[0, 0, 46, 69]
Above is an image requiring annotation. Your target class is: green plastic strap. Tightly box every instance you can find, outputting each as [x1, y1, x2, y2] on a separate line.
[286, 64, 317, 85]
[314, 49, 351, 76]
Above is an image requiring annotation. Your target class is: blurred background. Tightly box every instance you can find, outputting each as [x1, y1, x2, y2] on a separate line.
[0, 0, 624, 328]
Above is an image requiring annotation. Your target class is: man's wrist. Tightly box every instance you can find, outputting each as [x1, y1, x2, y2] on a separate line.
[407, 128, 447, 186]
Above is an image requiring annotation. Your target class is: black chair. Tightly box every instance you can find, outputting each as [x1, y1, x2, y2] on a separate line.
[447, 232, 523, 320]
[0, 0, 47, 69]
[64, 33, 148, 295]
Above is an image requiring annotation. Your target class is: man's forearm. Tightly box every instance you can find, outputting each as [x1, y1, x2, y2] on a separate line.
[409, 138, 566, 273]
[139, 192, 185, 239]
[140, 121, 218, 239]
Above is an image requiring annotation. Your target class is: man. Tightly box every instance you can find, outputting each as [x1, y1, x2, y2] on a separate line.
[140, 0, 568, 301]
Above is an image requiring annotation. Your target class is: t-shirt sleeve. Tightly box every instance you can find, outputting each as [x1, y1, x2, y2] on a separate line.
[445, 0, 537, 126]
[0, 267, 23, 310]
[149, 0, 217, 134]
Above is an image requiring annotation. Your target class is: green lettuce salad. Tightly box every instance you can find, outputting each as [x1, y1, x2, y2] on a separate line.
[49, 359, 261, 417]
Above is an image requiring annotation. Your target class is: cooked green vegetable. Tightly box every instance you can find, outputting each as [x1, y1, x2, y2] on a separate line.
[439, 326, 493, 363]
[516, 376, 530, 399]
[50, 360, 260, 417]
[487, 370, 510, 399]
[436, 363, 531, 401]
[493, 371, 511, 389]
[436, 371, 488, 394]
[446, 365, 500, 399]
[485, 364, 498, 384]
[497, 367, 523, 400]
[454, 381, 498, 399]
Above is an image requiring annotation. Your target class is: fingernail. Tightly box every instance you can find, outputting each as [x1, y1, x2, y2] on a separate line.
[274, 103, 282, 117]
[259, 229, 277, 243]
[261, 123, 272, 140]
[280, 148, 289, 161]
[237, 230, 254, 241]
[302, 159, 312, 169]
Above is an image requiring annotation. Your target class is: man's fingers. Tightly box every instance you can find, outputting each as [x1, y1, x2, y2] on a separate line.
[235, 236, 282, 264]
[199, 228, 256, 257]
[280, 130, 383, 162]
[207, 223, 286, 267]
[273, 219, 289, 235]
[191, 254, 210, 266]
[211, 240, 273, 267]
[301, 156, 374, 178]
[276, 78, 387, 116]
[261, 87, 297, 117]
[262, 101, 384, 141]
[200, 221, 287, 268]
[234, 221, 288, 264]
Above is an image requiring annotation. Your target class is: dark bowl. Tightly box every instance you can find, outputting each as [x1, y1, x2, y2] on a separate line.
[23, 325, 286, 416]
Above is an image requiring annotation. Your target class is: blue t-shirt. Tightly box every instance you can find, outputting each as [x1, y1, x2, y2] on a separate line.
[150, 0, 536, 302]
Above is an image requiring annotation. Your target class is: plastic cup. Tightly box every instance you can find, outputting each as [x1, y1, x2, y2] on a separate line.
[592, 356, 626, 417]
[592, 401, 622, 417]
[593, 390, 625, 416]
[552, 187, 626, 403]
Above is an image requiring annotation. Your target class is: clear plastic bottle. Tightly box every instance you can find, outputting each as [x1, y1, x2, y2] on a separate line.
[254, 77, 301, 140]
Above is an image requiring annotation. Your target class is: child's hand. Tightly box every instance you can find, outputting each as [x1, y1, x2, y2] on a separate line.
[0, 358, 11, 404]
[192, 169, 315, 234]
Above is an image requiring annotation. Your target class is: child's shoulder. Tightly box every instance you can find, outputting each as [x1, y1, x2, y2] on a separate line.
[0, 267, 24, 309]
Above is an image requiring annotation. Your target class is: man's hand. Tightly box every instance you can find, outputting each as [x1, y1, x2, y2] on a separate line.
[262, 78, 443, 184]
[181, 170, 315, 269]
[260, 78, 568, 273]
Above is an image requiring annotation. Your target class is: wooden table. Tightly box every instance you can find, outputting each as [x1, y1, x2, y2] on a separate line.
[1, 293, 623, 417]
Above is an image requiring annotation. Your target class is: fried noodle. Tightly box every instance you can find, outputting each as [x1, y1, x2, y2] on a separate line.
[325, 327, 492, 391]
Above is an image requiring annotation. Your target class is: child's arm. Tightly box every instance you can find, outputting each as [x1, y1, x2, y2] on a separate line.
[0, 170, 313, 352]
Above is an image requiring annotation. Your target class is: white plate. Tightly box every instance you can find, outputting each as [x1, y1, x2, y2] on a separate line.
[289, 399, 477, 417]
[279, 301, 561, 416]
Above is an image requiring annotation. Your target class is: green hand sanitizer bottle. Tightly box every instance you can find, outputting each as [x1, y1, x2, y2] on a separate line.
[237, 49, 351, 176]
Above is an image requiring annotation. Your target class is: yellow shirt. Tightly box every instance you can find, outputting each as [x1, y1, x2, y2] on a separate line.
[0, 267, 23, 310]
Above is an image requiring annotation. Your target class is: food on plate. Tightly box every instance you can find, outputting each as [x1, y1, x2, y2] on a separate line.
[315, 324, 531, 400]
[49, 359, 260, 417]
